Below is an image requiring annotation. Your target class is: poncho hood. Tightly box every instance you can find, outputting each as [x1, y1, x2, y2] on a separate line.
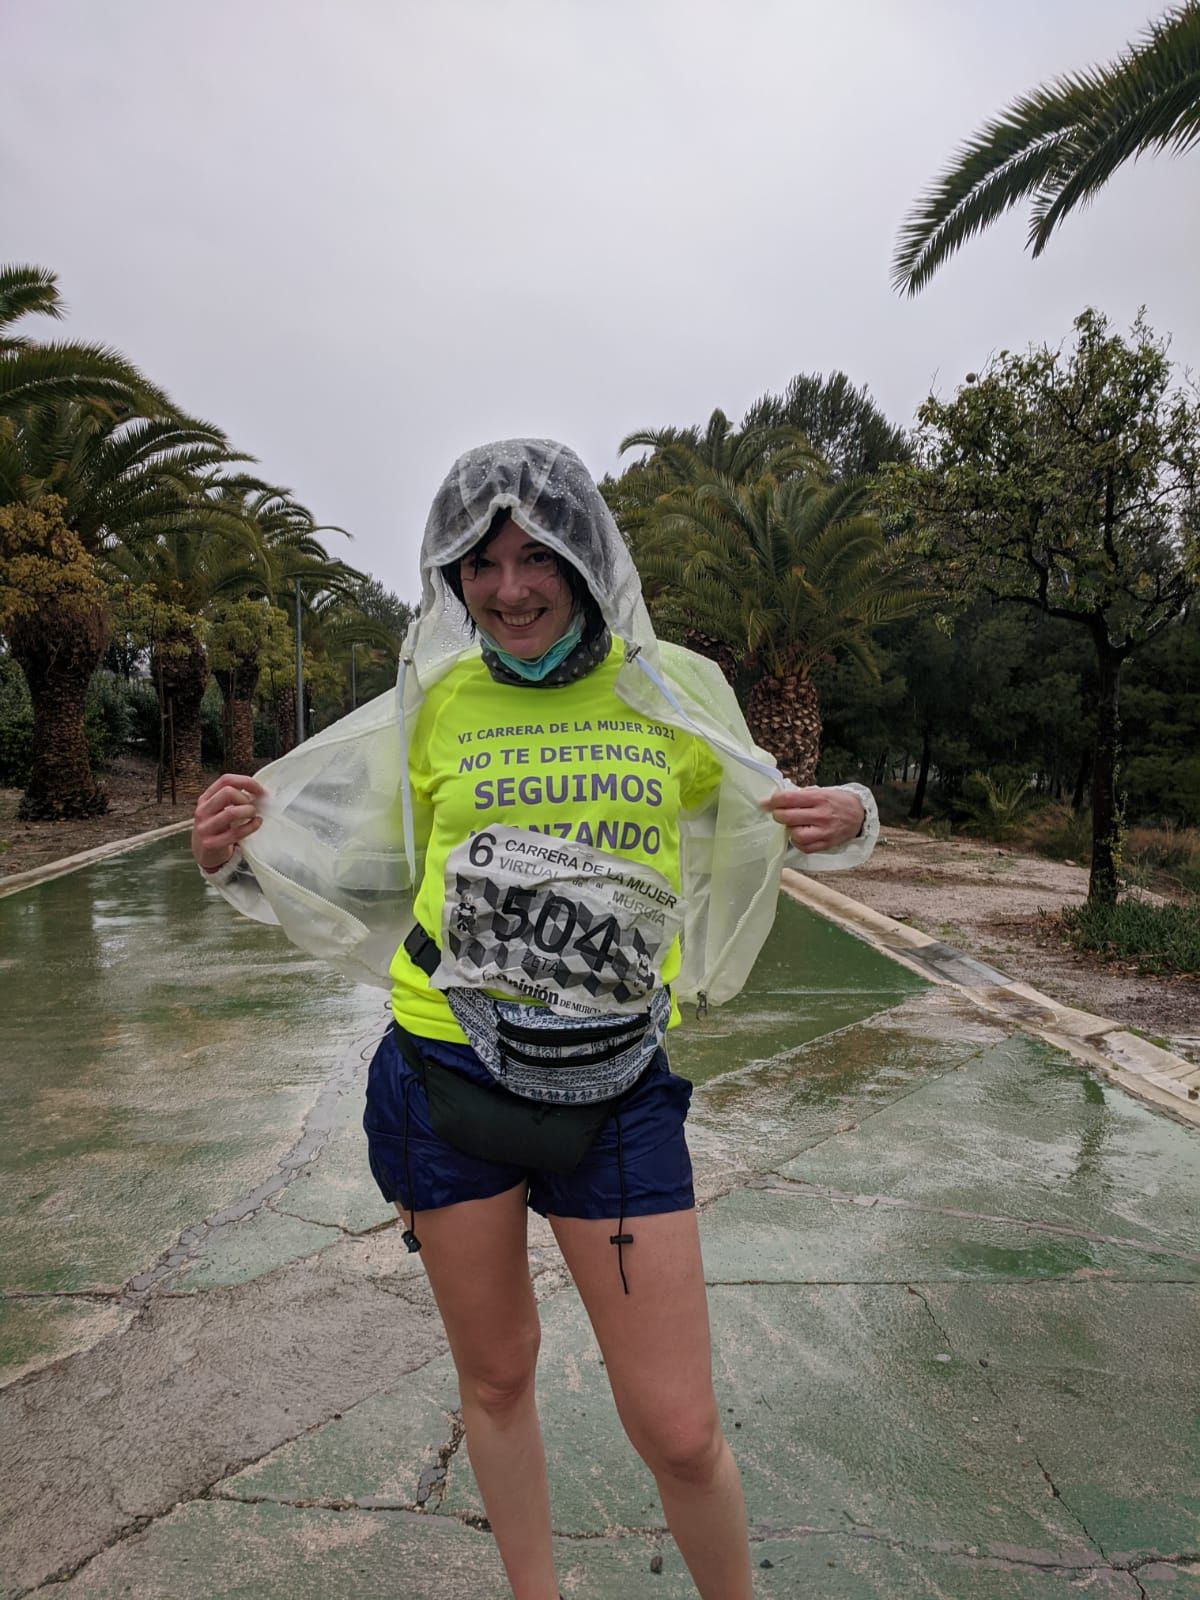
[406, 438, 658, 696]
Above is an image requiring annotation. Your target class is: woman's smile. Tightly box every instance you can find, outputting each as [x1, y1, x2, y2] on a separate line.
[460, 519, 575, 658]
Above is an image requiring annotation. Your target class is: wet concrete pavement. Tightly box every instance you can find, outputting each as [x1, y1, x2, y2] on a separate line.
[1, 839, 1197, 1597]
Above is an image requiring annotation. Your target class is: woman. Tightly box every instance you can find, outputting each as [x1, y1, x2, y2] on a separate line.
[193, 440, 877, 1600]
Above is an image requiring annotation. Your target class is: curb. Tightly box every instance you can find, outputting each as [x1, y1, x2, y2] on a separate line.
[0, 820, 192, 898]
[782, 867, 1200, 1129]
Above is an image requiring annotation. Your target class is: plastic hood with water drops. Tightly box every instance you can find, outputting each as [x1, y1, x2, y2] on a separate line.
[206, 439, 879, 1005]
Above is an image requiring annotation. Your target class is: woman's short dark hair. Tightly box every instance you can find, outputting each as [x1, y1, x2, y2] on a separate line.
[443, 508, 604, 639]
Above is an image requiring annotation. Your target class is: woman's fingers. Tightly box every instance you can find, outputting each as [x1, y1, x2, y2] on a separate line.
[192, 774, 266, 870]
[196, 773, 265, 811]
[760, 786, 865, 851]
[195, 781, 264, 822]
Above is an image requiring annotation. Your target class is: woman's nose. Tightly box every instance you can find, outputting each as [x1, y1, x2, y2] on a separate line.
[495, 563, 530, 604]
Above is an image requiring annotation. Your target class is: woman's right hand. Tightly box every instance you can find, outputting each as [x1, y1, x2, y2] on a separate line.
[192, 773, 266, 873]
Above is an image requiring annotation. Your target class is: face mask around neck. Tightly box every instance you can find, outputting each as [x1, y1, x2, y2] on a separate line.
[480, 612, 585, 682]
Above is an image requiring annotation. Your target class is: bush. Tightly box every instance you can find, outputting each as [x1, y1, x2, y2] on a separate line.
[1022, 801, 1093, 863]
[123, 679, 163, 753]
[958, 770, 1036, 842]
[0, 658, 33, 785]
[84, 671, 133, 765]
[1123, 822, 1200, 895]
[1060, 895, 1200, 977]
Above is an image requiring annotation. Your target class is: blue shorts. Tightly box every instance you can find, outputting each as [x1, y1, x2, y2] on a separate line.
[363, 1025, 694, 1220]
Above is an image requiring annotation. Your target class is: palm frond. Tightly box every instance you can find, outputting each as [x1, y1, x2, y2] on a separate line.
[894, 2, 1200, 292]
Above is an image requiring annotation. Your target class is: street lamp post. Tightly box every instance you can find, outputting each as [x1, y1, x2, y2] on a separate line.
[293, 577, 305, 746]
[350, 641, 357, 710]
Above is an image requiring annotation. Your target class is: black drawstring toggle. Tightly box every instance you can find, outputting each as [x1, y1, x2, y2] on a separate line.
[402, 1228, 422, 1253]
[609, 1232, 634, 1246]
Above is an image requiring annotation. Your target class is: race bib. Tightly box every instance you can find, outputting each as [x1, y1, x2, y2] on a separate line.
[431, 825, 684, 1017]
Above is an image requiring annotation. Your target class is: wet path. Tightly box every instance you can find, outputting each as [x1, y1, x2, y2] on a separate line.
[1, 839, 1198, 1598]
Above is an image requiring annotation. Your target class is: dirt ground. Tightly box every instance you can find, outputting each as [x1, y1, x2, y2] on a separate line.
[3, 760, 1197, 1064]
[831, 827, 1200, 1065]
[0, 753, 198, 879]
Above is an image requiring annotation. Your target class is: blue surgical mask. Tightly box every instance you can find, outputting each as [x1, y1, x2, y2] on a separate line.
[480, 611, 585, 682]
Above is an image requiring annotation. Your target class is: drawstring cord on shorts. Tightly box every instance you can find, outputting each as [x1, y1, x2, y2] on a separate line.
[609, 1108, 633, 1295]
[401, 1081, 422, 1254]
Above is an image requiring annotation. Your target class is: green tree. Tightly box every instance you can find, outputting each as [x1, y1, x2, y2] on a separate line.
[636, 472, 928, 780]
[742, 372, 912, 480]
[0, 499, 110, 816]
[894, 3, 1200, 294]
[1, 400, 246, 811]
[877, 309, 1200, 903]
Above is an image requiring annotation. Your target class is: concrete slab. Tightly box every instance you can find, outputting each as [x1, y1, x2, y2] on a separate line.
[44, 1499, 1153, 1599]
[437, 1285, 1096, 1563]
[684, 990, 1009, 1195]
[697, 1187, 1200, 1286]
[265, 1081, 395, 1236]
[217, 1364, 461, 1509]
[779, 1035, 1200, 1255]
[161, 1206, 343, 1291]
[0, 1293, 133, 1387]
[926, 1281, 1200, 1565]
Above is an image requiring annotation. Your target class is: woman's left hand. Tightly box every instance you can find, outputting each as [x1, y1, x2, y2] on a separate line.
[760, 786, 866, 853]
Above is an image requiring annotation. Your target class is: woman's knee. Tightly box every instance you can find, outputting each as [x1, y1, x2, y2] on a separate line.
[630, 1404, 726, 1486]
[456, 1325, 541, 1417]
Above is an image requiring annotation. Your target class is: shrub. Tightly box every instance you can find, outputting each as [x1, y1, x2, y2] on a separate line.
[958, 770, 1036, 842]
[1122, 822, 1200, 895]
[0, 658, 33, 785]
[0, 662, 134, 784]
[1023, 802, 1093, 863]
[1060, 895, 1200, 977]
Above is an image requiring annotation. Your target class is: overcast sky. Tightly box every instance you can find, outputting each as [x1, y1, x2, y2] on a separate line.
[6, 1, 1198, 599]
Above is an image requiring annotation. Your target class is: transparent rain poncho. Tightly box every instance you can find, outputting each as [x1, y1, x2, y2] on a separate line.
[209, 439, 879, 1004]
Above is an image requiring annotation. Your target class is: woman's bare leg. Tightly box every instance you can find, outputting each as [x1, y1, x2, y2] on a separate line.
[404, 1185, 558, 1600]
[549, 1208, 752, 1600]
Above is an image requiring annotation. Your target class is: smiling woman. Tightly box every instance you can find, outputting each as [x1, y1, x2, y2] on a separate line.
[193, 438, 878, 1600]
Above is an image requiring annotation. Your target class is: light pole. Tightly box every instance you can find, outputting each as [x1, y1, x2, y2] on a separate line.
[293, 577, 305, 746]
[350, 641, 357, 710]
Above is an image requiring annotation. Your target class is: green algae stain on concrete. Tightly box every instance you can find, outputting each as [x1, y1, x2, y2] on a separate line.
[780, 1033, 1200, 1254]
[925, 1280, 1200, 1564]
[0, 837, 382, 1310]
[698, 1188, 1200, 1286]
[668, 894, 926, 1085]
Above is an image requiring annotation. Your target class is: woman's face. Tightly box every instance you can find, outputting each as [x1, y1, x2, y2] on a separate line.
[459, 517, 576, 659]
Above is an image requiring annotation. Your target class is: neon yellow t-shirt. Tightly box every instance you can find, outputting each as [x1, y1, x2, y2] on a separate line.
[389, 640, 722, 1041]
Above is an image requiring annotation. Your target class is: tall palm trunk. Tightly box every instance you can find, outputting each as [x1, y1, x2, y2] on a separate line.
[682, 627, 738, 688]
[214, 656, 261, 772]
[272, 680, 297, 756]
[152, 629, 208, 800]
[746, 669, 823, 784]
[8, 599, 110, 819]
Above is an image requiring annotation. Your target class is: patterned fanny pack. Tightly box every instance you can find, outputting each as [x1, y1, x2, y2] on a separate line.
[403, 925, 669, 1105]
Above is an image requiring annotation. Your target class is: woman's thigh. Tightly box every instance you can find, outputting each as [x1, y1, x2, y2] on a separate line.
[406, 1184, 541, 1387]
[548, 1208, 719, 1458]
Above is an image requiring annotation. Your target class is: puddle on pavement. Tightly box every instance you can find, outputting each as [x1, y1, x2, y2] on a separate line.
[668, 896, 926, 1085]
[0, 836, 383, 1304]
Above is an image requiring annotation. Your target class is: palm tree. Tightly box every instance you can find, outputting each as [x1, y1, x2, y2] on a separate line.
[1, 264, 170, 417]
[638, 475, 929, 780]
[0, 397, 246, 814]
[893, 2, 1200, 294]
[612, 414, 818, 680]
[110, 477, 361, 793]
